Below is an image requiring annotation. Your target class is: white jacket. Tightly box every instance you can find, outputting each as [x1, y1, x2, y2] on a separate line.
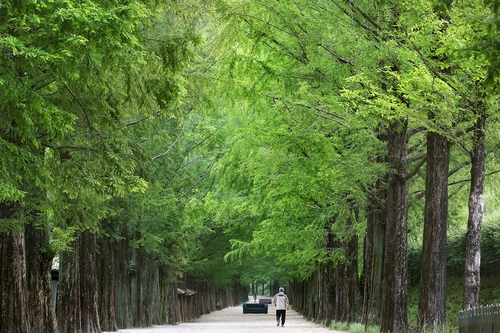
[273, 292, 289, 310]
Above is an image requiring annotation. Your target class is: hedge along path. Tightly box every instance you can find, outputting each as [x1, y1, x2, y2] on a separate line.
[105, 302, 347, 333]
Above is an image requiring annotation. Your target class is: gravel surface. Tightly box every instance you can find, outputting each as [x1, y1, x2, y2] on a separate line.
[105, 299, 346, 333]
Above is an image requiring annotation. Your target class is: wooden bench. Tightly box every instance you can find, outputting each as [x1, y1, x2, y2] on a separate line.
[242, 302, 268, 314]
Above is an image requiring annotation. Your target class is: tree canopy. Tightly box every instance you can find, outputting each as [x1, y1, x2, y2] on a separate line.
[1, 0, 500, 332]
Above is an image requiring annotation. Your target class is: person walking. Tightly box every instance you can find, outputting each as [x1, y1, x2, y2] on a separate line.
[272, 287, 289, 327]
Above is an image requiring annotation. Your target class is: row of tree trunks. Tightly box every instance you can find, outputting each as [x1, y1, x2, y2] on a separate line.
[1, 216, 248, 333]
[289, 212, 361, 326]
[290, 121, 411, 332]
[94, 232, 179, 330]
[289, 110, 486, 332]
[57, 230, 101, 333]
[55, 228, 249, 333]
[25, 222, 59, 333]
[362, 177, 386, 327]
[0, 203, 58, 333]
[250, 280, 280, 296]
[177, 276, 248, 322]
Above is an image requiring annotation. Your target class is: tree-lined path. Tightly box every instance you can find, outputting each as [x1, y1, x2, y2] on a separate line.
[105, 299, 346, 333]
[2, 1, 500, 333]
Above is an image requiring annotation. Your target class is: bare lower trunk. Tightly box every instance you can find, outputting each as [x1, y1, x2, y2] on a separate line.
[381, 120, 409, 333]
[57, 230, 101, 333]
[463, 112, 486, 309]
[0, 201, 58, 333]
[118, 237, 134, 328]
[345, 207, 361, 323]
[362, 179, 386, 326]
[418, 130, 450, 330]
[81, 230, 101, 333]
[97, 233, 119, 331]
[0, 231, 31, 333]
[25, 223, 59, 333]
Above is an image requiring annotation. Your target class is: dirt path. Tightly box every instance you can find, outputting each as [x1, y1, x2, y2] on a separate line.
[105, 300, 346, 333]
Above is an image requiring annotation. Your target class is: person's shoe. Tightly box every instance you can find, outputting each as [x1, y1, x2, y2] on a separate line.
[281, 324, 284, 327]
[277, 321, 280, 326]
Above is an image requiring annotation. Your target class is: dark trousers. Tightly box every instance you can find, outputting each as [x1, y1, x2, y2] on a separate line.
[276, 309, 286, 325]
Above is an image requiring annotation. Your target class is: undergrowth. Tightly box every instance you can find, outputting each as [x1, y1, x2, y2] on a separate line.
[323, 276, 500, 333]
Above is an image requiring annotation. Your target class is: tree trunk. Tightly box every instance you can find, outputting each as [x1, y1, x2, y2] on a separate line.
[114, 237, 133, 328]
[380, 120, 409, 333]
[316, 264, 327, 323]
[58, 230, 101, 333]
[326, 220, 345, 323]
[333, 260, 346, 322]
[58, 237, 82, 333]
[130, 248, 163, 327]
[418, 130, 450, 330]
[25, 222, 59, 333]
[0, 229, 31, 333]
[322, 263, 335, 325]
[345, 206, 362, 323]
[362, 180, 386, 326]
[463, 112, 486, 309]
[97, 235, 119, 331]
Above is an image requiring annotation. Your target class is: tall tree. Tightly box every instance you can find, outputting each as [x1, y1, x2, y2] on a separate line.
[0, 1, 77, 330]
[1, 0, 202, 332]
[441, 0, 499, 310]
[463, 108, 486, 309]
[362, 179, 386, 327]
[380, 120, 410, 333]
[418, 129, 450, 330]
[209, 1, 417, 331]
[427, 0, 499, 311]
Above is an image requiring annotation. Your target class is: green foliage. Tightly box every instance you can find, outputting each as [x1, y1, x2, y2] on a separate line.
[3, 0, 499, 326]
[409, 221, 500, 287]
[193, 0, 396, 282]
[329, 321, 350, 331]
[0, 2, 207, 287]
[408, 275, 500, 332]
[449, 0, 500, 90]
[182, 3, 500, 331]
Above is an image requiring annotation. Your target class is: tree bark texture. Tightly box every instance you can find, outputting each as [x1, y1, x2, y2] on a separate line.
[97, 235, 119, 332]
[0, 231, 31, 333]
[344, 208, 362, 323]
[25, 223, 59, 333]
[362, 180, 386, 326]
[418, 130, 450, 330]
[130, 249, 162, 328]
[112, 237, 134, 328]
[380, 120, 409, 333]
[463, 112, 486, 310]
[0, 201, 59, 333]
[1, 215, 248, 333]
[57, 230, 101, 333]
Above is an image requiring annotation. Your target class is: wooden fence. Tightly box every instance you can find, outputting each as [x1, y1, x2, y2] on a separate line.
[458, 303, 500, 333]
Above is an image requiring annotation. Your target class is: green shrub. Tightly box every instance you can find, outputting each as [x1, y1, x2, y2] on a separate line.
[329, 321, 349, 331]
